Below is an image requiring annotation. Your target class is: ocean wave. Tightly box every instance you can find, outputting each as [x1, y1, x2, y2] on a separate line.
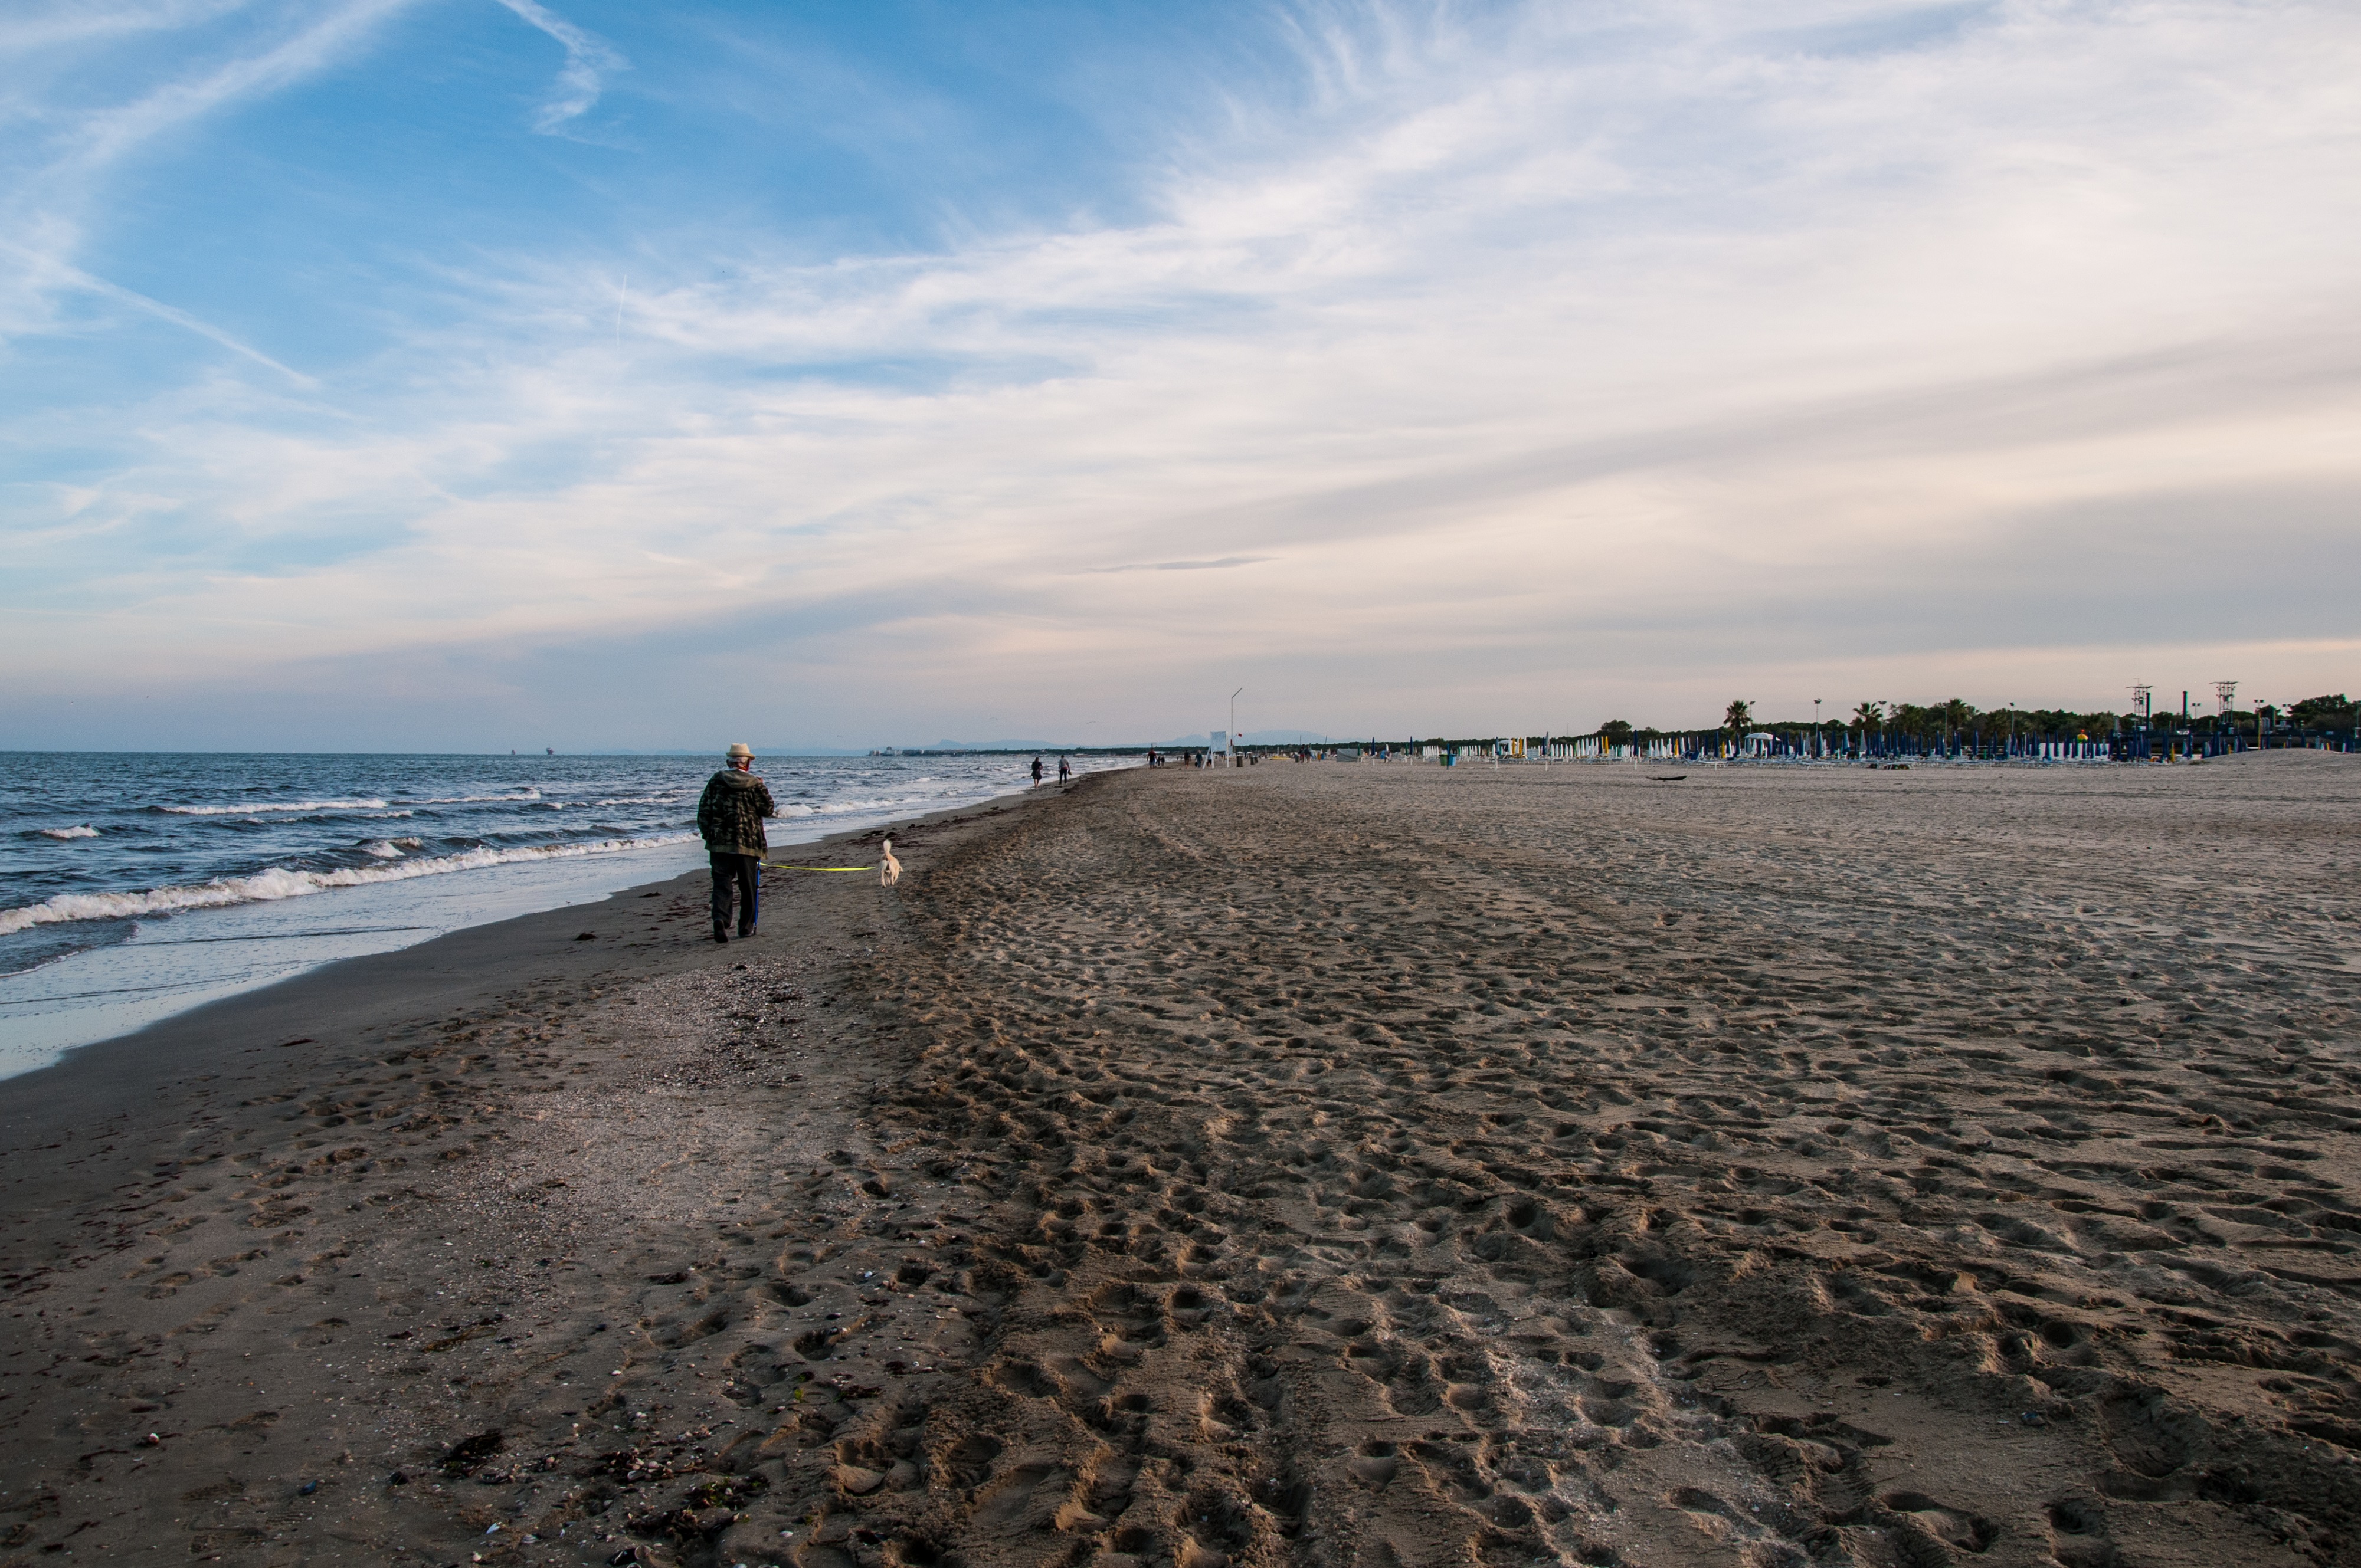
[159, 798, 389, 816]
[36, 826, 100, 839]
[0, 832, 698, 937]
[776, 795, 935, 818]
[403, 790, 544, 805]
[361, 837, 424, 859]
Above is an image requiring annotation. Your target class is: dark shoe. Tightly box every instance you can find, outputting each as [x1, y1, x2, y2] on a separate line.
[712, 926, 729, 944]
[738, 927, 757, 940]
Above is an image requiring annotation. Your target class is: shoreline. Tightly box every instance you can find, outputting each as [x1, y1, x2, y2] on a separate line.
[4, 755, 2357, 1566]
[0, 783, 1069, 1567]
[0, 776, 1044, 1114]
[0, 755, 1112, 1081]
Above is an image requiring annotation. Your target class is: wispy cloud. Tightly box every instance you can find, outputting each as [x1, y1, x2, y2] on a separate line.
[5, 1, 2360, 747]
[57, 0, 413, 175]
[0, 0, 417, 363]
[0, 0, 250, 57]
[491, 0, 626, 135]
[1, 242, 315, 384]
[1091, 557, 1276, 573]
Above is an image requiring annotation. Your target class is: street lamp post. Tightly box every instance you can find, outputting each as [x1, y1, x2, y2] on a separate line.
[1813, 698, 1822, 758]
[1230, 687, 1244, 770]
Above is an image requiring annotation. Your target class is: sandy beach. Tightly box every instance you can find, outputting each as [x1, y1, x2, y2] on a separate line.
[5, 755, 2358, 1568]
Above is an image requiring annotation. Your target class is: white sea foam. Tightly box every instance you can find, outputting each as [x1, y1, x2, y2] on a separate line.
[404, 790, 543, 805]
[37, 826, 100, 839]
[0, 832, 698, 937]
[159, 798, 389, 816]
[361, 836, 427, 859]
[776, 795, 930, 818]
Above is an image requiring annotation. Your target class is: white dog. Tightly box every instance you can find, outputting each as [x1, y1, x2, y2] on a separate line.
[878, 838, 902, 887]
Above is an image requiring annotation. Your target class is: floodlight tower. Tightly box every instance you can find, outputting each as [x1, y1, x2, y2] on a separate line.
[2215, 680, 2236, 717]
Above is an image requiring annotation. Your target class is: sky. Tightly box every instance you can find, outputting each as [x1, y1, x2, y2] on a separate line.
[4, 0, 2357, 752]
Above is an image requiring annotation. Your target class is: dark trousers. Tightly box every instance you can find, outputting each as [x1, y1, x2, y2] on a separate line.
[710, 852, 760, 933]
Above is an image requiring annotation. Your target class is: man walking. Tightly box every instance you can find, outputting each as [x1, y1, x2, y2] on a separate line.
[697, 743, 777, 944]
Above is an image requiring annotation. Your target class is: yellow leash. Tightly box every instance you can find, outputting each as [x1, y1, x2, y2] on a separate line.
[747, 835, 900, 884]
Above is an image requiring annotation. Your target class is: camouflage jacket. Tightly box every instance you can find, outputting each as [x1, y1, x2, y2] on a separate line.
[696, 769, 775, 857]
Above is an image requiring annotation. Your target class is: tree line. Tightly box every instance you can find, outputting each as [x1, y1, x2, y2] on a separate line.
[1577, 694, 2356, 746]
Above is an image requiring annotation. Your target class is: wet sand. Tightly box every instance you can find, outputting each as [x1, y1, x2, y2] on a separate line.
[4, 755, 2358, 1567]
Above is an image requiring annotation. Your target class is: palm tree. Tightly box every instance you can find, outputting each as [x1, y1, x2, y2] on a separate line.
[1888, 703, 1930, 753]
[1724, 699, 1753, 734]
[1852, 700, 1884, 730]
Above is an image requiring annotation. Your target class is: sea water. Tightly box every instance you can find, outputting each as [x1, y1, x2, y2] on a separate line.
[0, 751, 1128, 1077]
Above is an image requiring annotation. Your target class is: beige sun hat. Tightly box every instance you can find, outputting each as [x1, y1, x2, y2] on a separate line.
[725, 743, 754, 759]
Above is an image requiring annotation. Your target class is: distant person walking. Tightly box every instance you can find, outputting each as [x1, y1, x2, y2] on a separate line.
[1058, 756, 1073, 783]
[1031, 756, 1044, 786]
[697, 743, 776, 944]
